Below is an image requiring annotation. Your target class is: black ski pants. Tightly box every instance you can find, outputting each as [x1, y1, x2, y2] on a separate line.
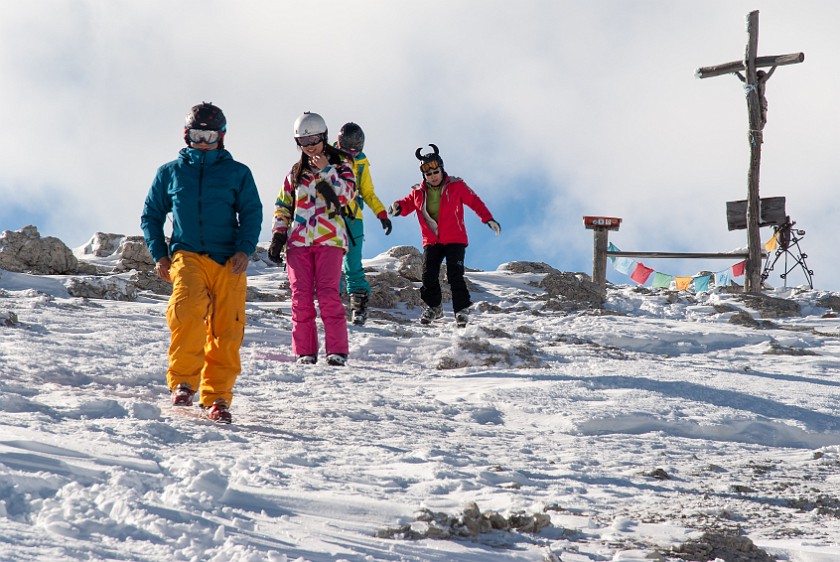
[420, 243, 471, 313]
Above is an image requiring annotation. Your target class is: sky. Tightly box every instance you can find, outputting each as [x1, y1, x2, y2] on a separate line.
[1, 248, 839, 560]
[1, 1, 839, 290]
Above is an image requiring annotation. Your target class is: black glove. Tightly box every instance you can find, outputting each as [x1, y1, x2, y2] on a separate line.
[379, 217, 392, 235]
[387, 202, 401, 217]
[487, 219, 501, 236]
[267, 231, 287, 264]
[315, 181, 341, 212]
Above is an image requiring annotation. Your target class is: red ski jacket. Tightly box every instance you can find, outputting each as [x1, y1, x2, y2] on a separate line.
[393, 175, 493, 247]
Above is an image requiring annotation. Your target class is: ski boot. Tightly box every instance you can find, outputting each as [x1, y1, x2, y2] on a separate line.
[204, 399, 232, 424]
[349, 291, 369, 326]
[420, 305, 444, 325]
[171, 383, 195, 406]
[327, 353, 348, 367]
[455, 308, 469, 328]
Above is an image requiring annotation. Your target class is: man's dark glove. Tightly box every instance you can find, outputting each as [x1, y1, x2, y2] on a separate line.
[315, 181, 341, 213]
[267, 231, 287, 264]
[487, 219, 501, 236]
[380, 217, 392, 235]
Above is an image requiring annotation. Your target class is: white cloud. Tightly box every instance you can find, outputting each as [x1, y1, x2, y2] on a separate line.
[0, 0, 837, 289]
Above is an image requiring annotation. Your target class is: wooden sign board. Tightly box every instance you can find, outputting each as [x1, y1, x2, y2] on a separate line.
[583, 216, 622, 231]
[726, 197, 787, 231]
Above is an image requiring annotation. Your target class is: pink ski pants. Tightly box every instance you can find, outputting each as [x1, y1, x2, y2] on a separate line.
[285, 245, 349, 357]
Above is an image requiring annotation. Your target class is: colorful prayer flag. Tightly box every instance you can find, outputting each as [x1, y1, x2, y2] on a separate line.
[694, 275, 711, 292]
[731, 260, 746, 277]
[607, 242, 620, 260]
[716, 271, 730, 287]
[675, 277, 692, 291]
[652, 272, 673, 288]
[613, 257, 636, 274]
[630, 263, 654, 285]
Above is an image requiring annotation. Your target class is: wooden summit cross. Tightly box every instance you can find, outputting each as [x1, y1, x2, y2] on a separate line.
[696, 10, 803, 293]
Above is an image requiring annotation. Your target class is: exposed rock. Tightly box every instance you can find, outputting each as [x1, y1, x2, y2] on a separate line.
[130, 270, 173, 296]
[539, 271, 604, 310]
[670, 531, 775, 562]
[1, 310, 19, 327]
[0, 226, 78, 274]
[729, 311, 760, 327]
[369, 270, 422, 308]
[79, 232, 124, 257]
[816, 294, 840, 312]
[115, 236, 155, 272]
[389, 245, 424, 282]
[499, 261, 559, 274]
[647, 468, 671, 480]
[733, 293, 801, 318]
[376, 502, 551, 541]
[65, 276, 137, 301]
[385, 245, 421, 259]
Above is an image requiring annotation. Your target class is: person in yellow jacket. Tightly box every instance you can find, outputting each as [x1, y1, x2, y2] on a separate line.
[335, 122, 392, 325]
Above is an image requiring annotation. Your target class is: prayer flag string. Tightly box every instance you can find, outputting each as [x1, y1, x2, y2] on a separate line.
[606, 234, 777, 292]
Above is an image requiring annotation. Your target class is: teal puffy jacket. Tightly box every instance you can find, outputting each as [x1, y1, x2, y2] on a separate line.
[141, 147, 263, 265]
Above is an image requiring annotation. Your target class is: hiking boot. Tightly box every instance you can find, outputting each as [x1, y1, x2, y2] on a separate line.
[171, 383, 195, 406]
[327, 353, 348, 367]
[349, 291, 369, 326]
[204, 399, 232, 424]
[419, 305, 443, 325]
[455, 308, 469, 328]
[297, 354, 317, 365]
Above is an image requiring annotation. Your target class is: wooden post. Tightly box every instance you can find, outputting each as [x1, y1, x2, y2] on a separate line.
[584, 216, 622, 296]
[696, 10, 804, 293]
[744, 11, 763, 293]
[593, 228, 608, 294]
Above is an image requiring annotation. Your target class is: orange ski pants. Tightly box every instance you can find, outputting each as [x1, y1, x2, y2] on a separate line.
[166, 251, 247, 407]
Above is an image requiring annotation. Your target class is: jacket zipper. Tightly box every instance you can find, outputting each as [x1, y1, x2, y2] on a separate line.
[198, 153, 206, 252]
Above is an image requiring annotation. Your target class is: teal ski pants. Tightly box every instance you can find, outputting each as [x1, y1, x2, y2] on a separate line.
[342, 217, 370, 295]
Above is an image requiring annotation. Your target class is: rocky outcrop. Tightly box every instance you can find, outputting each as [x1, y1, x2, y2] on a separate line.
[0, 226, 78, 274]
[78, 232, 155, 272]
[376, 501, 551, 540]
[540, 271, 604, 310]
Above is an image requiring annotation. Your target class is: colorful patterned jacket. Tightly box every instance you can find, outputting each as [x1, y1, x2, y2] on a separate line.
[272, 154, 356, 252]
[393, 175, 493, 247]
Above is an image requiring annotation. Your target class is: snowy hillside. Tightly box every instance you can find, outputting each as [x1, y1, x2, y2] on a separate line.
[1, 238, 840, 562]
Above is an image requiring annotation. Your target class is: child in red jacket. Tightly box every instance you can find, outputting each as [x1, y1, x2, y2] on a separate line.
[388, 144, 501, 327]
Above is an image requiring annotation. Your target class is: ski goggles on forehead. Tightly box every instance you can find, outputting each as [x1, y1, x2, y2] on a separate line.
[187, 129, 221, 144]
[296, 134, 323, 147]
[420, 159, 441, 173]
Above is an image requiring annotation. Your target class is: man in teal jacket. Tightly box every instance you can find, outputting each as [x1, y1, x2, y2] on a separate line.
[141, 102, 262, 424]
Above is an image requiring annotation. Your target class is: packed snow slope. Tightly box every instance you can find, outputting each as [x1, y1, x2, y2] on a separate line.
[1, 243, 840, 562]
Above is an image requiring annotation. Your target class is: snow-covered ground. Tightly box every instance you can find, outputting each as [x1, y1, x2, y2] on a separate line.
[1, 245, 839, 562]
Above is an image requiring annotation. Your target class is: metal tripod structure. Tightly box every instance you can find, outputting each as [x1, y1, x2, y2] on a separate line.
[761, 219, 814, 289]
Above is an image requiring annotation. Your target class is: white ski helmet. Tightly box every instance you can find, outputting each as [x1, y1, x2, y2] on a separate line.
[294, 112, 328, 138]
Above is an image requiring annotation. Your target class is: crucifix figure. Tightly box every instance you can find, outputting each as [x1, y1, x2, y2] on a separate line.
[696, 10, 804, 293]
[736, 66, 776, 129]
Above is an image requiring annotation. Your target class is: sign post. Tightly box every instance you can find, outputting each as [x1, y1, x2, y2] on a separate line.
[584, 216, 622, 296]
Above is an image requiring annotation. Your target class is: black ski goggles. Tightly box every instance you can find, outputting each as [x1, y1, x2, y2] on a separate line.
[296, 134, 324, 147]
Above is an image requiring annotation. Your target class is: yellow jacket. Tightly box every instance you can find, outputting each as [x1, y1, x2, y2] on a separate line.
[345, 152, 386, 220]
